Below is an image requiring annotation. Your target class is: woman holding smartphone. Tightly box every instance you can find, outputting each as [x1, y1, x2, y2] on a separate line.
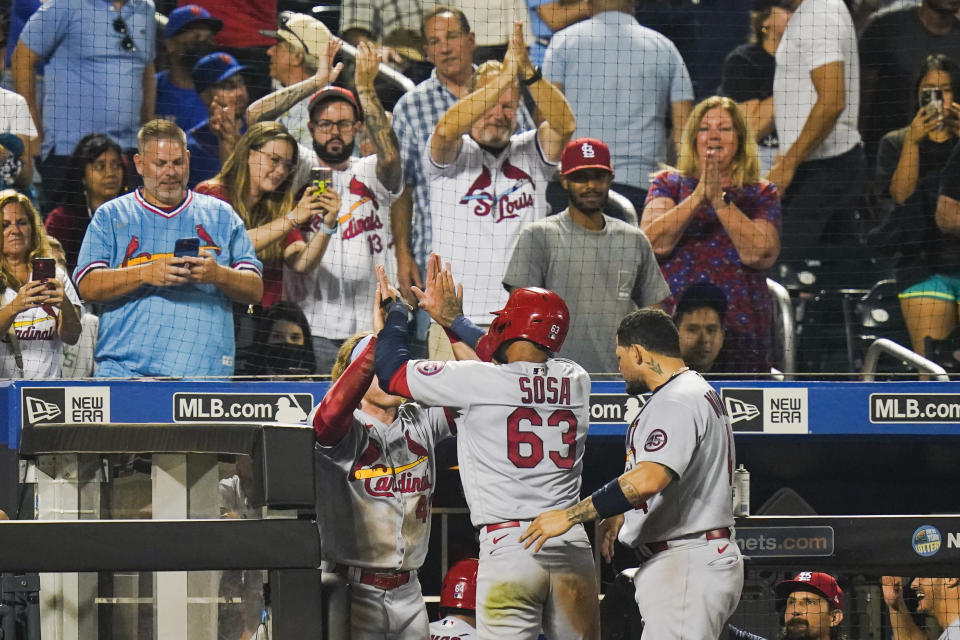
[196, 121, 341, 308]
[0, 189, 81, 378]
[874, 54, 960, 356]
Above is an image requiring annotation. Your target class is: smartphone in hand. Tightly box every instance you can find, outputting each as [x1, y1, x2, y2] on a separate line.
[311, 167, 333, 196]
[31, 257, 56, 289]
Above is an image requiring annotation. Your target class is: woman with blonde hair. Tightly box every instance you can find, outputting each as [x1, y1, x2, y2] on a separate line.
[196, 121, 341, 307]
[0, 189, 81, 378]
[641, 96, 781, 373]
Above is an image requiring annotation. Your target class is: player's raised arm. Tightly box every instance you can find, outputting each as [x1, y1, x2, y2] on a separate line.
[519, 461, 673, 552]
[309, 334, 377, 446]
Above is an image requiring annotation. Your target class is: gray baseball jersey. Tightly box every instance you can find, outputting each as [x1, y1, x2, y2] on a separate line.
[313, 402, 453, 569]
[403, 357, 591, 526]
[618, 370, 736, 548]
[430, 616, 477, 640]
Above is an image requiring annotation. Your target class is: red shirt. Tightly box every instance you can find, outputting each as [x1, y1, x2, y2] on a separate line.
[179, 0, 277, 48]
[195, 181, 302, 308]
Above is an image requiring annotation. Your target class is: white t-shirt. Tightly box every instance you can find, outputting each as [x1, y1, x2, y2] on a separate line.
[425, 129, 556, 323]
[773, 0, 861, 160]
[0, 87, 38, 139]
[404, 357, 590, 528]
[60, 312, 98, 378]
[618, 370, 736, 548]
[283, 153, 401, 340]
[0, 265, 82, 379]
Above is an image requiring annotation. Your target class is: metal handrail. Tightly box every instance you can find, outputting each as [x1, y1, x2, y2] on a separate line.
[337, 40, 417, 93]
[608, 189, 638, 227]
[766, 278, 796, 377]
[861, 338, 949, 381]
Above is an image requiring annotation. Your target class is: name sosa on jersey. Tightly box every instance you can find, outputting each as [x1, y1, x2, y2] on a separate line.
[518, 375, 571, 405]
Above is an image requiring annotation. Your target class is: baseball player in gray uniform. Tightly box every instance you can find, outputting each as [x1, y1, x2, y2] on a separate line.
[373, 265, 600, 640]
[522, 307, 744, 640]
[309, 325, 455, 640]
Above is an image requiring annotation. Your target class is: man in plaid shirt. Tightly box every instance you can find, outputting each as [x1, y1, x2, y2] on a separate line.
[392, 6, 534, 309]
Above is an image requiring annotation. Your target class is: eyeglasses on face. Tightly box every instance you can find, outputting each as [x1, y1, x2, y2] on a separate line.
[252, 148, 295, 172]
[311, 119, 356, 133]
[113, 17, 137, 52]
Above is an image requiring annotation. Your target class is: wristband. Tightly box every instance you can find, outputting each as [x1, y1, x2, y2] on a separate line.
[285, 212, 299, 229]
[450, 314, 485, 349]
[321, 220, 338, 235]
[443, 326, 462, 345]
[522, 66, 542, 86]
[591, 478, 633, 519]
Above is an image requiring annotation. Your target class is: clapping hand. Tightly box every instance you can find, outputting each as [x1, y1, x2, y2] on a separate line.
[354, 41, 381, 92]
[314, 39, 344, 88]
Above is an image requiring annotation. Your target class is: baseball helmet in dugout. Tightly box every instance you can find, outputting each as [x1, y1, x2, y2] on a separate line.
[475, 287, 570, 362]
[440, 558, 479, 611]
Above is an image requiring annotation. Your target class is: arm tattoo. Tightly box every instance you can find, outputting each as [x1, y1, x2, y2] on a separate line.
[357, 87, 402, 191]
[565, 497, 599, 525]
[620, 479, 644, 506]
[250, 79, 319, 123]
[647, 358, 663, 375]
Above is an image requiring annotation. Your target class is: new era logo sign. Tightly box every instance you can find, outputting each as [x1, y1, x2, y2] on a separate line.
[581, 142, 595, 158]
[726, 397, 760, 424]
[720, 389, 763, 431]
[25, 396, 62, 423]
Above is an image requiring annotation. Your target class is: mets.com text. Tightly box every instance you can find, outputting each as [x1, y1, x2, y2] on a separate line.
[734, 527, 834, 557]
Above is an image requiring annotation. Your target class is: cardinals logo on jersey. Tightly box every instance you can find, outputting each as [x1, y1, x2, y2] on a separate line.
[352, 434, 432, 498]
[195, 224, 222, 255]
[459, 161, 535, 222]
[348, 175, 380, 210]
[120, 227, 222, 267]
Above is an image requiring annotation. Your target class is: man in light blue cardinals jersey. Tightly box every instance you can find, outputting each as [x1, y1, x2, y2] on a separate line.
[75, 119, 262, 377]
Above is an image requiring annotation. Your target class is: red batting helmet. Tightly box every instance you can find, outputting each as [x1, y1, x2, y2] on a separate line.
[475, 287, 570, 362]
[440, 558, 479, 611]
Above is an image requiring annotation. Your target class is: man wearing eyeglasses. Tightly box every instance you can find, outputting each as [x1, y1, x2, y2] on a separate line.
[282, 41, 402, 374]
[12, 0, 157, 212]
[391, 7, 535, 358]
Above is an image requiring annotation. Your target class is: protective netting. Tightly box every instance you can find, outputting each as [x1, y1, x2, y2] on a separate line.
[0, 0, 956, 379]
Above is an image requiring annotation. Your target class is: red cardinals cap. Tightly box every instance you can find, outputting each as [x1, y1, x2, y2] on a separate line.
[308, 86, 362, 123]
[560, 138, 613, 176]
[775, 572, 843, 610]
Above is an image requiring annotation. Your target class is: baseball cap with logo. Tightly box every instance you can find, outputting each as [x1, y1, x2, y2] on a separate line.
[192, 52, 246, 95]
[775, 572, 843, 610]
[560, 138, 614, 176]
[165, 5, 223, 39]
[259, 11, 332, 69]
[308, 86, 363, 123]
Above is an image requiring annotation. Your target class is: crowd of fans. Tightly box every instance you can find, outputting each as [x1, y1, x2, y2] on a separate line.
[0, 0, 957, 379]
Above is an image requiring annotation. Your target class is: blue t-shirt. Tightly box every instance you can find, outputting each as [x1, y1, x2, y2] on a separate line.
[21, 0, 156, 155]
[187, 118, 247, 188]
[5, 0, 41, 69]
[155, 70, 208, 132]
[543, 11, 694, 189]
[74, 189, 262, 378]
